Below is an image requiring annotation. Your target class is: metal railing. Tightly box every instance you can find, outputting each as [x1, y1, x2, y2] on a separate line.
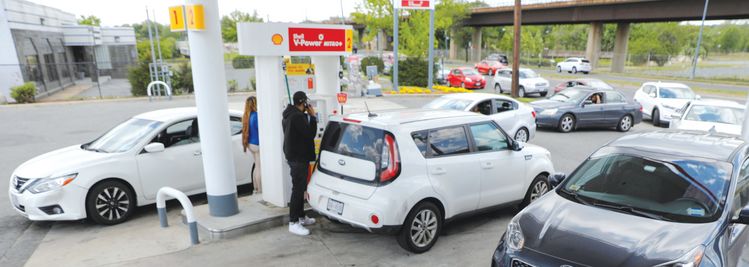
[156, 187, 199, 245]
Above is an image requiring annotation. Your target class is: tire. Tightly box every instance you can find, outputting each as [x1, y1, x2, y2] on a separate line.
[558, 114, 575, 133]
[397, 201, 442, 253]
[557, 66, 562, 73]
[572, 67, 578, 74]
[86, 180, 135, 225]
[652, 109, 661, 127]
[494, 83, 502, 94]
[514, 127, 529, 143]
[521, 174, 550, 207]
[518, 86, 525, 98]
[540, 92, 548, 97]
[583, 71, 589, 75]
[617, 115, 633, 132]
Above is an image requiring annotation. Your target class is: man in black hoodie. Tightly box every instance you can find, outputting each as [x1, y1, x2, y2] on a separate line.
[282, 91, 318, 236]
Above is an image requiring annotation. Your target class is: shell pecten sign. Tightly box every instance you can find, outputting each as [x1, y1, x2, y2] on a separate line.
[238, 23, 353, 56]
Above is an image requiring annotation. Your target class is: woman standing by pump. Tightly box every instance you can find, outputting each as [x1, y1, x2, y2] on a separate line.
[242, 96, 262, 194]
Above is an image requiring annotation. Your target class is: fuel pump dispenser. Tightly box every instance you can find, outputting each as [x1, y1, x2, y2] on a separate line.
[238, 22, 352, 207]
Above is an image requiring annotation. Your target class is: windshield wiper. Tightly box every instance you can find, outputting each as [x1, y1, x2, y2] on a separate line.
[82, 144, 105, 153]
[562, 189, 591, 206]
[591, 202, 672, 222]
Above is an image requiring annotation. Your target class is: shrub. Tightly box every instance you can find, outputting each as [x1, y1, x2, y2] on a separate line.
[249, 78, 256, 91]
[232, 55, 254, 69]
[172, 62, 194, 94]
[10, 82, 36, 103]
[128, 62, 150, 96]
[397, 57, 436, 88]
[227, 79, 238, 92]
[360, 56, 385, 74]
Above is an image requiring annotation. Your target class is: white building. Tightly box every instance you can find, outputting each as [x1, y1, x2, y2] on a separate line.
[0, 0, 137, 103]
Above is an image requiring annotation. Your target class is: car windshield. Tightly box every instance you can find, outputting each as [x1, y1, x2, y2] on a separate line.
[685, 105, 745, 125]
[520, 70, 538, 78]
[549, 89, 588, 103]
[559, 149, 731, 223]
[659, 86, 695, 99]
[423, 97, 473, 111]
[86, 118, 163, 153]
[461, 69, 478, 76]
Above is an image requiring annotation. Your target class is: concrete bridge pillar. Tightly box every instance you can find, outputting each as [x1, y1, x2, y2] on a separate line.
[377, 30, 387, 52]
[471, 27, 482, 62]
[585, 22, 603, 69]
[449, 28, 458, 60]
[611, 22, 630, 73]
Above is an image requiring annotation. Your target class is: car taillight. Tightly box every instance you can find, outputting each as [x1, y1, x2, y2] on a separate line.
[380, 133, 400, 183]
[531, 111, 536, 119]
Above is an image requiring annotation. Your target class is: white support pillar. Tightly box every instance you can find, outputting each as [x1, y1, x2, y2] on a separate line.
[186, 0, 238, 217]
[256, 56, 290, 207]
[311, 56, 340, 114]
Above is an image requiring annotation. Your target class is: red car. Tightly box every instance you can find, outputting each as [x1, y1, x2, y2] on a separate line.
[447, 67, 486, 89]
[474, 60, 504, 75]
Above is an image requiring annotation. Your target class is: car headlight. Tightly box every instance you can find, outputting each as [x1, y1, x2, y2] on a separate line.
[540, 108, 558, 116]
[465, 78, 473, 82]
[27, 173, 77, 194]
[656, 245, 704, 267]
[504, 216, 525, 252]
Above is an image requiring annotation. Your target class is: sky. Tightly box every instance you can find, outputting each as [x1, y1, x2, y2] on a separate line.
[30, 0, 360, 26]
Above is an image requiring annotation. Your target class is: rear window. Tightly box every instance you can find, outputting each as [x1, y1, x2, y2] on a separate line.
[321, 121, 384, 164]
[581, 59, 590, 63]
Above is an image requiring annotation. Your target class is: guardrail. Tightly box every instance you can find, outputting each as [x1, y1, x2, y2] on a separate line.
[147, 81, 173, 102]
[156, 187, 199, 245]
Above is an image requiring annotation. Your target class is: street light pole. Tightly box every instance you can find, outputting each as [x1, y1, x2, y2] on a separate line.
[690, 0, 709, 80]
[511, 0, 521, 98]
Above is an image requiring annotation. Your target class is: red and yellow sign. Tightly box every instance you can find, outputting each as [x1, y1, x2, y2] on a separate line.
[186, 4, 205, 31]
[271, 34, 283, 45]
[169, 6, 186, 32]
[286, 63, 315, 76]
[398, 0, 434, 9]
[288, 27, 351, 52]
[337, 92, 348, 104]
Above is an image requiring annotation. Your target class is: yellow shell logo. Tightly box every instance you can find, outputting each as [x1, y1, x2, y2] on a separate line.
[271, 34, 283, 45]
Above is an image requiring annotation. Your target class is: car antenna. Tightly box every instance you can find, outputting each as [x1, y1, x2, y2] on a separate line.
[364, 101, 377, 118]
[708, 125, 717, 135]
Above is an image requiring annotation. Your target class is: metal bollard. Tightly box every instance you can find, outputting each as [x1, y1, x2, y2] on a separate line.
[156, 187, 199, 245]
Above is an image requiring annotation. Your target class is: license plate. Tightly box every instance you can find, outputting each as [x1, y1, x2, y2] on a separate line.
[327, 198, 344, 215]
[475, 83, 481, 86]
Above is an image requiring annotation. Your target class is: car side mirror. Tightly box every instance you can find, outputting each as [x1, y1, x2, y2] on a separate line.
[732, 207, 749, 224]
[511, 141, 525, 151]
[144, 142, 165, 153]
[549, 172, 566, 188]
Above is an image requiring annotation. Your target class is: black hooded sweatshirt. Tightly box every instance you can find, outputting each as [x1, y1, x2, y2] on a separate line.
[282, 104, 318, 162]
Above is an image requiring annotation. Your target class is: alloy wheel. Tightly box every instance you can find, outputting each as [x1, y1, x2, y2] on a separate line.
[620, 116, 632, 131]
[95, 186, 130, 221]
[560, 115, 574, 132]
[530, 180, 549, 202]
[410, 209, 438, 248]
[515, 128, 529, 143]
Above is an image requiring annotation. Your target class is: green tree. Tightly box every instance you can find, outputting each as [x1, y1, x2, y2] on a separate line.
[78, 15, 101, 26]
[351, 0, 395, 45]
[221, 10, 263, 42]
[136, 38, 176, 62]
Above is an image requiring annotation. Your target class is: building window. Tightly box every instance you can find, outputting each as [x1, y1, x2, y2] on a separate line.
[40, 18, 45, 25]
[114, 36, 120, 43]
[59, 53, 70, 78]
[25, 55, 41, 83]
[44, 54, 58, 82]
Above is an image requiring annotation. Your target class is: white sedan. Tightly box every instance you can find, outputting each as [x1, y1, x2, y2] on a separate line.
[8, 107, 252, 225]
[423, 93, 537, 142]
[670, 99, 745, 136]
[492, 68, 550, 97]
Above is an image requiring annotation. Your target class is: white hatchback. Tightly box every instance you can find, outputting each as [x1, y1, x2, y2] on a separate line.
[423, 93, 537, 142]
[556, 57, 592, 74]
[307, 109, 555, 253]
[633, 82, 700, 127]
[8, 108, 252, 225]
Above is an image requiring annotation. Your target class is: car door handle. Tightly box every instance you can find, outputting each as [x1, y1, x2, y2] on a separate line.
[431, 167, 447, 175]
[481, 161, 493, 169]
[193, 151, 202, 156]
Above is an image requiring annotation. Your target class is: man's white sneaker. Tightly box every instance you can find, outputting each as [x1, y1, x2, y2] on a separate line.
[299, 216, 316, 226]
[289, 222, 310, 236]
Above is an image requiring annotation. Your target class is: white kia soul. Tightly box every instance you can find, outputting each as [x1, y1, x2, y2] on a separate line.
[307, 109, 555, 253]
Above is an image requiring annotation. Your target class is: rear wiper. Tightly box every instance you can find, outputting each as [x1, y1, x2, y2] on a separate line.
[591, 202, 672, 221]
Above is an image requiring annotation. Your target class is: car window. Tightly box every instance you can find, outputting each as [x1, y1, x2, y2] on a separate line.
[452, 69, 461, 75]
[230, 116, 243, 135]
[659, 86, 695, 99]
[581, 59, 590, 63]
[469, 123, 509, 152]
[732, 159, 749, 217]
[423, 97, 473, 111]
[462, 69, 478, 76]
[494, 99, 516, 113]
[158, 119, 199, 148]
[321, 121, 384, 164]
[561, 152, 732, 223]
[411, 131, 428, 157]
[470, 100, 492, 115]
[427, 126, 470, 157]
[604, 92, 626, 103]
[684, 105, 744, 125]
[88, 118, 163, 153]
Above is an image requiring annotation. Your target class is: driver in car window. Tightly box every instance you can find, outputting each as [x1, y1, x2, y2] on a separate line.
[589, 93, 602, 104]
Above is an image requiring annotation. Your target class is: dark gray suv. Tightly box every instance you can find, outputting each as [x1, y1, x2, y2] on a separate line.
[493, 130, 749, 267]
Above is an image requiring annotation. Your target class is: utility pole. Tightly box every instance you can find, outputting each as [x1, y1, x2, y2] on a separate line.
[690, 0, 709, 80]
[511, 0, 521, 98]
